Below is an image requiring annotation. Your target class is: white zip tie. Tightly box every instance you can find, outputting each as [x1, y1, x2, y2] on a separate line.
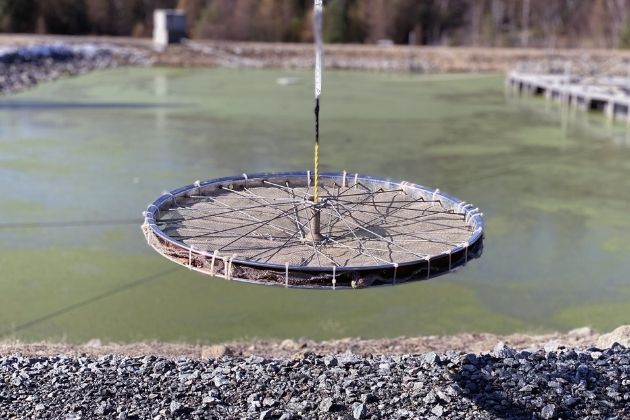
[400, 181, 408, 195]
[342, 170, 347, 188]
[463, 242, 469, 264]
[465, 208, 479, 224]
[194, 180, 201, 195]
[222, 256, 229, 279]
[210, 250, 219, 275]
[285, 263, 289, 288]
[460, 203, 473, 215]
[243, 173, 248, 187]
[426, 257, 431, 280]
[162, 190, 177, 206]
[447, 250, 452, 271]
[470, 213, 484, 224]
[228, 254, 237, 280]
[147, 204, 160, 217]
[144, 226, 152, 246]
[307, 170, 311, 186]
[393, 262, 399, 285]
[188, 247, 193, 269]
[432, 188, 440, 202]
[353, 173, 358, 189]
[332, 266, 336, 290]
[468, 208, 479, 223]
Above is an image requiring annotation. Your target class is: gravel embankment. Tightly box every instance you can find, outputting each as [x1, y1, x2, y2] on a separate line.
[0, 43, 152, 94]
[1, 343, 628, 419]
[0, 327, 608, 360]
[4, 34, 630, 81]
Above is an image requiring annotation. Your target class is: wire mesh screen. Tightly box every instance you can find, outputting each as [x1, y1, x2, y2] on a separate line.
[143, 172, 484, 289]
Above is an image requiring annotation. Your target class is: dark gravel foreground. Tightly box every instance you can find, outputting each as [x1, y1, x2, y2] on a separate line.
[1, 344, 628, 420]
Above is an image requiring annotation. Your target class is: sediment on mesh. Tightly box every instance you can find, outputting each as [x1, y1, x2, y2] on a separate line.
[144, 223, 482, 288]
[153, 180, 474, 268]
[143, 173, 483, 288]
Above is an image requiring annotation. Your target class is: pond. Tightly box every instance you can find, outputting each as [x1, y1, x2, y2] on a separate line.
[1, 67, 629, 343]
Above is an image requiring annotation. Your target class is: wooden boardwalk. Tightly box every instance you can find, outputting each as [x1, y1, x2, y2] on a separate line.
[506, 71, 630, 121]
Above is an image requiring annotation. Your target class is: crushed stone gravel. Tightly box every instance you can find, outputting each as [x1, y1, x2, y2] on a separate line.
[1, 342, 628, 419]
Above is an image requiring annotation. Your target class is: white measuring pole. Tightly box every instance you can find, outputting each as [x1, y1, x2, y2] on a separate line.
[312, 0, 324, 204]
[314, 0, 323, 100]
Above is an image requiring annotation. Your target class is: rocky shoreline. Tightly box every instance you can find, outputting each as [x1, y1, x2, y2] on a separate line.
[4, 35, 630, 96]
[0, 326, 623, 360]
[1, 327, 629, 419]
[1, 339, 628, 419]
[0, 43, 152, 95]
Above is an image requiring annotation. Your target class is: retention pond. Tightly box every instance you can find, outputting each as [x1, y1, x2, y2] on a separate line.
[1, 68, 629, 343]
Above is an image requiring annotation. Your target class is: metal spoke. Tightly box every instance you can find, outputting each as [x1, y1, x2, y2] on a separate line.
[150, 175, 478, 274]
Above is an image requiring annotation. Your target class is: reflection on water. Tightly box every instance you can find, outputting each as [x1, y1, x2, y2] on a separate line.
[0, 100, 184, 109]
[0, 67, 629, 343]
[506, 89, 630, 148]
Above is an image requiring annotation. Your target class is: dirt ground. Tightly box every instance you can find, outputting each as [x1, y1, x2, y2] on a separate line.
[0, 327, 612, 359]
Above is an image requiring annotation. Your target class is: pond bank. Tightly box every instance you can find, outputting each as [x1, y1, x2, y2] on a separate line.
[0, 42, 151, 94]
[4, 35, 630, 98]
[2, 326, 628, 359]
[1, 337, 628, 419]
[3, 34, 630, 76]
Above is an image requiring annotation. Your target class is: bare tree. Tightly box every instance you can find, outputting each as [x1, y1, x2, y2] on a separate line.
[369, 0, 390, 42]
[588, 0, 609, 47]
[469, 0, 484, 46]
[607, 0, 629, 48]
[521, 0, 530, 47]
[490, 0, 504, 46]
[4, 0, 630, 48]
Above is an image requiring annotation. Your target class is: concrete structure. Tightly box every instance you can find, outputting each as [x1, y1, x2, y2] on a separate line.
[506, 71, 630, 122]
[153, 10, 187, 49]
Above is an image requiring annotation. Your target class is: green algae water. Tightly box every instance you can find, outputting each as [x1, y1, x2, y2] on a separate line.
[1, 67, 629, 343]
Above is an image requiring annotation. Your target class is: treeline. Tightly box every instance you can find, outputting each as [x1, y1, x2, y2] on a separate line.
[2, 0, 630, 48]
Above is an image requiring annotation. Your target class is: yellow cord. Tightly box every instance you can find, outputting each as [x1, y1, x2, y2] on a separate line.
[313, 142, 320, 202]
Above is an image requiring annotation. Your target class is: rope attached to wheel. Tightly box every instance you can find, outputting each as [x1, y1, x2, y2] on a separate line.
[141, 0, 485, 289]
[313, 0, 323, 203]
